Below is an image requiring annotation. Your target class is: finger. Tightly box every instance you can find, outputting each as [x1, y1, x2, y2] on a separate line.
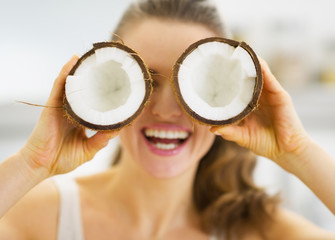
[84, 131, 119, 160]
[210, 125, 247, 145]
[258, 58, 293, 107]
[46, 55, 79, 106]
[259, 58, 284, 94]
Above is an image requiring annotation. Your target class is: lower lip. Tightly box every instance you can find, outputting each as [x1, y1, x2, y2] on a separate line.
[142, 136, 189, 157]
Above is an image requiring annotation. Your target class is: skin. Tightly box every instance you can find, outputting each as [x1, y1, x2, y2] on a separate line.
[118, 19, 216, 180]
[0, 18, 335, 240]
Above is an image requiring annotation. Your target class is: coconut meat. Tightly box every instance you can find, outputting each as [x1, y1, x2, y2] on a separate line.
[65, 47, 146, 126]
[178, 43, 256, 121]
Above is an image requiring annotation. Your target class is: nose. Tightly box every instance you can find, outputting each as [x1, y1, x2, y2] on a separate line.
[150, 82, 183, 120]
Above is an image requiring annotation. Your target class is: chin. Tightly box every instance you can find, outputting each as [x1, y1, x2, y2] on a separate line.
[137, 146, 205, 180]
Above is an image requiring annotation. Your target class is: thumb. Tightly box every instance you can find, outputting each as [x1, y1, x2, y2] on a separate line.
[84, 131, 119, 160]
[210, 125, 246, 144]
[47, 55, 79, 106]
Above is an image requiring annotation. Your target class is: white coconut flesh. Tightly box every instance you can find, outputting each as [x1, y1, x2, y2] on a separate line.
[175, 39, 260, 123]
[65, 46, 147, 127]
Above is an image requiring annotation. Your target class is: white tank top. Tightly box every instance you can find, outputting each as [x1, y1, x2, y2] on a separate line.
[53, 178, 219, 240]
[53, 178, 84, 240]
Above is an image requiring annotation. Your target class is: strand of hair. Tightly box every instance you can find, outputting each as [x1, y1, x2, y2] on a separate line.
[16, 101, 63, 109]
[111, 32, 125, 45]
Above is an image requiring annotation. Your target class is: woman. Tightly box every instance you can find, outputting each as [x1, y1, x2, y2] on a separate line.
[0, 0, 335, 239]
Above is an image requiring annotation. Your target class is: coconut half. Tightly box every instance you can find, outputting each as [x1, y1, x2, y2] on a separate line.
[64, 42, 152, 130]
[173, 37, 263, 125]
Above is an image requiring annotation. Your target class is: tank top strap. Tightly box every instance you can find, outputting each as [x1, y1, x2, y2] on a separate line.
[53, 177, 85, 240]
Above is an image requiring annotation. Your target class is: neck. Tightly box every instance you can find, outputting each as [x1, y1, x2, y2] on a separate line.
[108, 153, 200, 238]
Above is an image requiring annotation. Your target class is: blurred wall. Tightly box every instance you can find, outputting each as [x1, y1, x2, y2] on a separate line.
[1, 0, 335, 232]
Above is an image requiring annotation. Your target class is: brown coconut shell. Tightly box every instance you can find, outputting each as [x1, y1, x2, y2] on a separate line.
[64, 41, 152, 131]
[172, 37, 263, 126]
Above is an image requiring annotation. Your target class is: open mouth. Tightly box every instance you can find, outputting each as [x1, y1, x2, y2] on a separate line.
[142, 128, 191, 151]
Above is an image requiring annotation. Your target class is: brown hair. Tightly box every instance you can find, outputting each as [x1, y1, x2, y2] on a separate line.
[112, 0, 279, 239]
[113, 0, 231, 40]
[194, 137, 279, 239]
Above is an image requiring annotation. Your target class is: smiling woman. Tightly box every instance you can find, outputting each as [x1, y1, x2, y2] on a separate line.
[1, 0, 335, 240]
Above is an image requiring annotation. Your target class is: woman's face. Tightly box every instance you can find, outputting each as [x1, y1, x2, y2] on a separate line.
[119, 18, 216, 178]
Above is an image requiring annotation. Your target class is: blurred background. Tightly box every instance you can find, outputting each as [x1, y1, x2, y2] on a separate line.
[1, 0, 334, 231]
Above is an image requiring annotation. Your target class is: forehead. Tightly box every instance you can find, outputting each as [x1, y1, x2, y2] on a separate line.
[121, 18, 217, 72]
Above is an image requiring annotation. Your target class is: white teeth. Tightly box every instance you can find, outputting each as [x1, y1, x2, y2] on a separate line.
[144, 129, 189, 139]
[155, 143, 178, 150]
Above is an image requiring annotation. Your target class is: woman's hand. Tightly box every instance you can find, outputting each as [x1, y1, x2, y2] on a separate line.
[211, 59, 310, 171]
[19, 56, 118, 176]
[0, 56, 118, 218]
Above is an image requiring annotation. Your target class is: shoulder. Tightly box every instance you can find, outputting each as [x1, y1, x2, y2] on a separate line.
[75, 168, 117, 194]
[0, 179, 60, 240]
[268, 207, 335, 240]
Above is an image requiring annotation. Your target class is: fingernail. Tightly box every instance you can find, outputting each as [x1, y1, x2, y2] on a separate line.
[210, 128, 221, 135]
[109, 131, 119, 138]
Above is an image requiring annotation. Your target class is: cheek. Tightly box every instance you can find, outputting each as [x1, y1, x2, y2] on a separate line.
[118, 112, 147, 150]
[193, 125, 216, 157]
[119, 126, 138, 154]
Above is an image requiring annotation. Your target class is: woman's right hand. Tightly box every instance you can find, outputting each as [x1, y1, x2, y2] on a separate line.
[19, 56, 118, 177]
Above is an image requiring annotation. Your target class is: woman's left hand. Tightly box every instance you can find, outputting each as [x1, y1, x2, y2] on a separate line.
[211, 58, 310, 171]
